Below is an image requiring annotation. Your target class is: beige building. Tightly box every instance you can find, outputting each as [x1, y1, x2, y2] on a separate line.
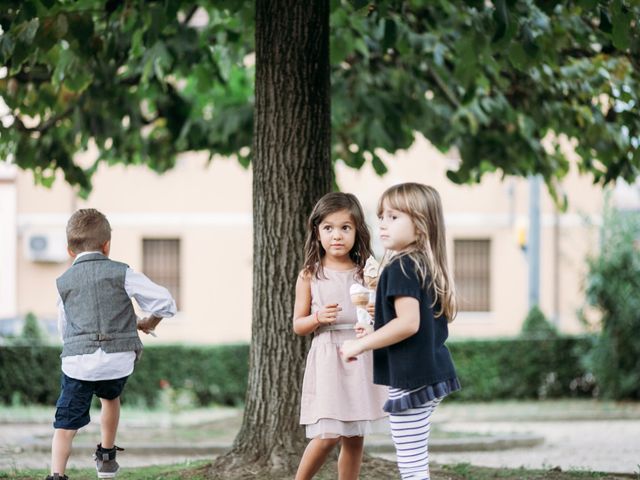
[0, 136, 614, 344]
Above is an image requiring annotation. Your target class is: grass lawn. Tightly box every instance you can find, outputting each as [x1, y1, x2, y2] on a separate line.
[1, 460, 637, 480]
[2, 401, 638, 479]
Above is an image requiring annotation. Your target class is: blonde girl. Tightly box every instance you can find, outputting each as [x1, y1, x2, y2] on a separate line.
[341, 183, 460, 480]
[293, 192, 388, 480]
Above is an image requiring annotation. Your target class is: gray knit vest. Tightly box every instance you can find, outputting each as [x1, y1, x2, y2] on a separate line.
[56, 253, 143, 358]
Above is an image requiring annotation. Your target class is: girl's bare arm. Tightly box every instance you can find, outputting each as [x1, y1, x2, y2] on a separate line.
[292, 272, 318, 336]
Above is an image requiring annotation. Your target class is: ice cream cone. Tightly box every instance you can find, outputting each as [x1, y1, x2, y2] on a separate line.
[364, 275, 378, 289]
[364, 256, 381, 290]
[350, 292, 370, 307]
[349, 283, 370, 308]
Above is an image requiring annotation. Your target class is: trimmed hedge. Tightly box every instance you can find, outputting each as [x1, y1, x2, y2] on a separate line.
[0, 346, 62, 405]
[126, 344, 250, 407]
[448, 337, 595, 401]
[0, 344, 250, 407]
[0, 337, 594, 407]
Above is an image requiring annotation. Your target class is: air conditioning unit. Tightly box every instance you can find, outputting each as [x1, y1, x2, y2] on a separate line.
[24, 230, 68, 263]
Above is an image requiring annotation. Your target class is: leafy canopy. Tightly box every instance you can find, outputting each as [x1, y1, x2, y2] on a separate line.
[1, 0, 638, 196]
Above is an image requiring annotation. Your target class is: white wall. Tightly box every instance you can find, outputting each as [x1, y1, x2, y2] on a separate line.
[0, 162, 17, 318]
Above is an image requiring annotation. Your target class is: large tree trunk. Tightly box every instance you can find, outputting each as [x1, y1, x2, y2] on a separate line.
[212, 0, 331, 475]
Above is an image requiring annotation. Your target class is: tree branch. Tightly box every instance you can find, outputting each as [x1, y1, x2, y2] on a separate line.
[14, 68, 52, 84]
[12, 68, 145, 88]
[183, 6, 199, 25]
[14, 106, 75, 134]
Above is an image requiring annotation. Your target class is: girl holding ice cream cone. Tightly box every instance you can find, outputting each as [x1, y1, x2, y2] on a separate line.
[293, 192, 388, 480]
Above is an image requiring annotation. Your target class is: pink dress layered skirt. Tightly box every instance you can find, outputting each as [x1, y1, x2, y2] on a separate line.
[300, 267, 388, 439]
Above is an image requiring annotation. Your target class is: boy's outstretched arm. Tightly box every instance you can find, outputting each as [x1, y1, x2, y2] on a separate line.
[125, 269, 177, 331]
[137, 315, 162, 334]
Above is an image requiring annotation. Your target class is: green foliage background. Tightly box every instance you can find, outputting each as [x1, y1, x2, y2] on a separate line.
[583, 209, 640, 400]
[0, 337, 595, 407]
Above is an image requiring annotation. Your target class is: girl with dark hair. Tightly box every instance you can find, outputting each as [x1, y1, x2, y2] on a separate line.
[293, 192, 388, 480]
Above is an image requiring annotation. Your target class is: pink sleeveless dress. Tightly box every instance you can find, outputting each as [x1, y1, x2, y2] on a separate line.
[300, 267, 388, 439]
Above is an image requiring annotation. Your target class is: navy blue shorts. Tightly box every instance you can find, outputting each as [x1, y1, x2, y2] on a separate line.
[53, 373, 129, 430]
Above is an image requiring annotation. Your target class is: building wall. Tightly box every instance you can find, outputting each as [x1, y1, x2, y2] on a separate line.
[0, 163, 17, 318]
[7, 136, 605, 343]
[337, 137, 603, 336]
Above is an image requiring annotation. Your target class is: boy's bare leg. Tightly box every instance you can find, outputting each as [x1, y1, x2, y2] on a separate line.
[51, 428, 77, 475]
[100, 397, 120, 448]
[337, 436, 364, 480]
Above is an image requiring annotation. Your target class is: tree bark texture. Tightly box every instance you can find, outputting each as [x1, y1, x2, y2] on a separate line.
[224, 0, 332, 471]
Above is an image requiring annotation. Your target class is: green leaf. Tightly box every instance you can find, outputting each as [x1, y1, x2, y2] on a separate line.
[351, 0, 369, 11]
[0, 35, 15, 62]
[577, 0, 598, 8]
[21, 1, 38, 20]
[492, 0, 509, 42]
[382, 19, 397, 50]
[599, 7, 613, 34]
[34, 17, 58, 51]
[453, 34, 478, 88]
[507, 43, 528, 70]
[611, 0, 632, 50]
[516, 113, 535, 138]
[54, 14, 68, 38]
[371, 154, 388, 175]
[453, 108, 479, 135]
[9, 41, 30, 71]
[522, 24, 539, 58]
[17, 18, 40, 43]
[330, 35, 349, 65]
[144, 5, 167, 45]
[67, 13, 94, 44]
[446, 169, 465, 184]
[64, 67, 93, 92]
[52, 48, 93, 92]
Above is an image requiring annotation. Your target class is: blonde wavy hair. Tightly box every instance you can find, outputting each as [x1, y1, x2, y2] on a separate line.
[377, 183, 457, 322]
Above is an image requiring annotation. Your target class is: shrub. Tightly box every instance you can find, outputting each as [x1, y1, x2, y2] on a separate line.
[21, 312, 46, 345]
[583, 209, 640, 400]
[520, 305, 558, 339]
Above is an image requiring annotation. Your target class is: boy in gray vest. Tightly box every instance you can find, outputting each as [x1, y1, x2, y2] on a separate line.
[47, 209, 176, 480]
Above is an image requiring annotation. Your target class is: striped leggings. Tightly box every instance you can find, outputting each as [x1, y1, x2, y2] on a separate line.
[389, 397, 442, 480]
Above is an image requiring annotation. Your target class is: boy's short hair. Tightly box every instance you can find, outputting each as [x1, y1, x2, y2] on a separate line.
[66, 209, 111, 254]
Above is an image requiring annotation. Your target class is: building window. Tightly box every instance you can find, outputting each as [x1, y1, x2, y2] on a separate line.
[142, 239, 181, 309]
[454, 239, 490, 312]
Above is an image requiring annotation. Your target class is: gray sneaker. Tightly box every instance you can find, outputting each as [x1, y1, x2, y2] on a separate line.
[94, 444, 123, 479]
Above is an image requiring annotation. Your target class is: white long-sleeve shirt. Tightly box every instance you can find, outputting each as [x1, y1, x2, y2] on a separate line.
[57, 251, 177, 381]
